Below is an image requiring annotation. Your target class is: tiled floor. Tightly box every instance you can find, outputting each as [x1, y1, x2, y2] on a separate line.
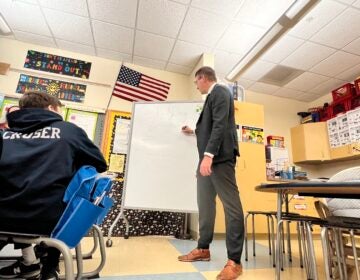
[77, 236, 327, 280]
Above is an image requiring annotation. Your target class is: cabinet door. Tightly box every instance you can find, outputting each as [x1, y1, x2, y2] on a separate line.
[291, 122, 330, 163]
[331, 143, 360, 159]
[214, 142, 267, 233]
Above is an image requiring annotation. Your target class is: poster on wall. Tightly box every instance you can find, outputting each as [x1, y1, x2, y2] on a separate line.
[241, 125, 264, 144]
[24, 50, 92, 79]
[0, 97, 18, 124]
[16, 74, 86, 103]
[65, 109, 98, 141]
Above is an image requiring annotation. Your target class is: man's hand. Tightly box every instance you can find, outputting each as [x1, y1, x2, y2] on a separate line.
[199, 156, 213, 176]
[181, 125, 194, 135]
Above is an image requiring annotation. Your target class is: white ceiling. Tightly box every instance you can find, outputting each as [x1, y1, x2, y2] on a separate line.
[1, 0, 360, 102]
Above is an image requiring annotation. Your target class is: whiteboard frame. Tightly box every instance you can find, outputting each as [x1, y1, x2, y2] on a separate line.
[121, 101, 203, 213]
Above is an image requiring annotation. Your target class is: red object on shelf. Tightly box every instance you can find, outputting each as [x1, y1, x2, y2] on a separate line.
[332, 83, 356, 101]
[351, 95, 360, 110]
[332, 96, 352, 117]
[319, 106, 332, 121]
[355, 78, 360, 96]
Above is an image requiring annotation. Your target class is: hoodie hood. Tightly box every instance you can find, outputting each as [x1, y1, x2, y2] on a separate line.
[7, 108, 63, 133]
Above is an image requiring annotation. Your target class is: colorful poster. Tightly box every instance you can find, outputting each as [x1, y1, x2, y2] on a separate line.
[241, 125, 264, 144]
[16, 74, 86, 103]
[24, 50, 92, 79]
[65, 109, 98, 141]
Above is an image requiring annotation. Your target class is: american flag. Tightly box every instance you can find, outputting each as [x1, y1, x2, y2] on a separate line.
[112, 65, 170, 102]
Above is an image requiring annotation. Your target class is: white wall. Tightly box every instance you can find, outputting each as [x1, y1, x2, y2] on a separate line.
[245, 90, 308, 162]
[0, 38, 192, 113]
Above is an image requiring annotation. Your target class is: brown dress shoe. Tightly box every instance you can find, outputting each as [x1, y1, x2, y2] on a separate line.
[216, 259, 242, 280]
[178, 248, 210, 262]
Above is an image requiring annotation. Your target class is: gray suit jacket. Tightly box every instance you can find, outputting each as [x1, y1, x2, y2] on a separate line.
[195, 84, 239, 164]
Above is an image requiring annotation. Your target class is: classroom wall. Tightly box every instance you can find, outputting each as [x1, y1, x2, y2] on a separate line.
[244, 90, 309, 163]
[0, 38, 192, 113]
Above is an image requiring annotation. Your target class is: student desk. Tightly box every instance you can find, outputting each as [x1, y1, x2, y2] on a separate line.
[255, 182, 360, 280]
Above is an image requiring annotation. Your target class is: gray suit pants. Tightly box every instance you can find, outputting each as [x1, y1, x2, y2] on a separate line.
[197, 160, 244, 263]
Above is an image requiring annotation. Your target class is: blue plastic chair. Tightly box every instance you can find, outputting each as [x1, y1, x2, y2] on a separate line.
[51, 166, 114, 248]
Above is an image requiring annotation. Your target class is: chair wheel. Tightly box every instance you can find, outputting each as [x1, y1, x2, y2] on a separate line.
[106, 239, 113, 247]
[124, 234, 129, 239]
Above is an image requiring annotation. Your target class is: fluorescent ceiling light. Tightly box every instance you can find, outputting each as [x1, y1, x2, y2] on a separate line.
[285, 0, 311, 20]
[226, 0, 320, 81]
[0, 13, 12, 35]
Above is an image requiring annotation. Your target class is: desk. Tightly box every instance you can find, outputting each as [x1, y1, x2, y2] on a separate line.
[256, 182, 360, 280]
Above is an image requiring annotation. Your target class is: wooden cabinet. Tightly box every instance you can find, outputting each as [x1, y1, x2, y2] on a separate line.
[215, 102, 268, 234]
[330, 143, 360, 160]
[291, 122, 330, 163]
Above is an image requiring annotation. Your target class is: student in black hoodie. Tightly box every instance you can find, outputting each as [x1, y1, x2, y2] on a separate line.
[0, 91, 107, 280]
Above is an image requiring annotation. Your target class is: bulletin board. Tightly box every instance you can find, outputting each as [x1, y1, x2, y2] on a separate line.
[65, 109, 98, 141]
[0, 97, 19, 123]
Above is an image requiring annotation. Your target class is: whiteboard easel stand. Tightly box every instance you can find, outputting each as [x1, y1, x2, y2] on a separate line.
[106, 101, 200, 246]
[175, 213, 192, 240]
[106, 207, 130, 246]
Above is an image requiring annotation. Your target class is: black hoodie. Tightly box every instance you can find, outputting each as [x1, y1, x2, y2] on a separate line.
[0, 108, 107, 234]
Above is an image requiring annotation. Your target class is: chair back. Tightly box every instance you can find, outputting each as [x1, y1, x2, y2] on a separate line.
[51, 166, 114, 248]
[326, 166, 360, 218]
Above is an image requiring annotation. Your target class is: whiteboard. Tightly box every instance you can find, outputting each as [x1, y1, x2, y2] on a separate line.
[123, 101, 203, 213]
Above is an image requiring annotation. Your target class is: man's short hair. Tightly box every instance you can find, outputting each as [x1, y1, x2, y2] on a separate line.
[19, 91, 62, 109]
[195, 66, 217, 82]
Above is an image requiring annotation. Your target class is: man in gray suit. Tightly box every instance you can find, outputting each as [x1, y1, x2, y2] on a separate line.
[179, 66, 244, 280]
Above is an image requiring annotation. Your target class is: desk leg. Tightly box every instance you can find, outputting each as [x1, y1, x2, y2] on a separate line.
[276, 191, 282, 280]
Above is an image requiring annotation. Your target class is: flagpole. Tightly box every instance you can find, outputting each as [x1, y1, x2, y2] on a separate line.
[105, 63, 123, 110]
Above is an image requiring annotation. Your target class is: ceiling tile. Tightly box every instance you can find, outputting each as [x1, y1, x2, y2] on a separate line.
[289, 0, 347, 40]
[237, 78, 255, 89]
[137, 0, 187, 38]
[235, 0, 293, 28]
[261, 35, 304, 63]
[191, 0, 244, 17]
[336, 63, 360, 81]
[169, 40, 210, 67]
[353, 0, 360, 8]
[284, 72, 329, 91]
[1, 1, 51, 36]
[43, 8, 93, 44]
[310, 8, 360, 49]
[309, 78, 348, 95]
[133, 56, 166, 70]
[172, 0, 190, 4]
[166, 63, 192, 75]
[213, 50, 242, 75]
[281, 42, 336, 70]
[343, 37, 360, 56]
[337, 0, 356, 4]
[87, 0, 137, 28]
[56, 39, 95, 56]
[38, 0, 88, 17]
[216, 22, 265, 55]
[249, 82, 280, 95]
[134, 31, 174, 61]
[16, 0, 38, 4]
[96, 48, 132, 62]
[92, 20, 134, 53]
[240, 60, 277, 81]
[178, 7, 230, 47]
[310, 51, 360, 77]
[13, 30, 56, 47]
